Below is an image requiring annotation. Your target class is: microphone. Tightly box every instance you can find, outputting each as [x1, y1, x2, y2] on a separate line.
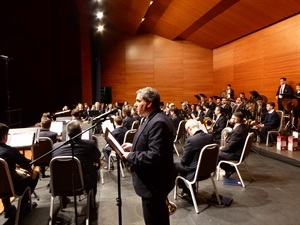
[0, 55, 13, 60]
[92, 108, 119, 121]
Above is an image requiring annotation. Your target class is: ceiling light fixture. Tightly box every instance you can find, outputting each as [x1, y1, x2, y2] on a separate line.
[96, 11, 104, 19]
[97, 25, 104, 32]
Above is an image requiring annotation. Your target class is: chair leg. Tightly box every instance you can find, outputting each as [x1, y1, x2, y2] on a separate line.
[33, 191, 39, 201]
[243, 161, 253, 181]
[49, 196, 55, 225]
[100, 168, 104, 185]
[266, 132, 270, 146]
[216, 164, 221, 181]
[188, 183, 199, 214]
[234, 165, 245, 188]
[173, 143, 180, 156]
[210, 177, 221, 205]
[173, 179, 178, 200]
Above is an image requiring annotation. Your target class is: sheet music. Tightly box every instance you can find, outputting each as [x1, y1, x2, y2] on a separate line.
[104, 128, 125, 156]
[50, 121, 63, 135]
[7, 127, 39, 148]
[101, 120, 114, 133]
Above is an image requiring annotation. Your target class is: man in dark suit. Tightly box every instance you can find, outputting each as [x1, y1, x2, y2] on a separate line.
[211, 106, 228, 143]
[256, 102, 280, 146]
[174, 119, 214, 196]
[102, 116, 127, 169]
[276, 77, 293, 111]
[39, 117, 58, 144]
[52, 120, 101, 207]
[226, 84, 234, 99]
[122, 107, 136, 130]
[39, 117, 58, 177]
[219, 112, 248, 178]
[0, 123, 39, 219]
[294, 83, 300, 128]
[122, 87, 175, 225]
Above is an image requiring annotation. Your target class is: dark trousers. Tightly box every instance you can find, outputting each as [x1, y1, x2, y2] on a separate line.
[1, 174, 39, 211]
[141, 193, 169, 225]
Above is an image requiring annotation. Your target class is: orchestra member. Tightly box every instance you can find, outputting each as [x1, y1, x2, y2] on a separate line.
[52, 120, 101, 208]
[102, 116, 127, 170]
[211, 106, 227, 143]
[122, 107, 136, 130]
[218, 112, 248, 178]
[208, 96, 216, 110]
[276, 77, 293, 111]
[294, 83, 300, 128]
[226, 84, 235, 99]
[174, 119, 214, 197]
[39, 117, 58, 178]
[169, 106, 182, 129]
[0, 123, 39, 219]
[256, 102, 280, 146]
[122, 87, 175, 225]
[203, 103, 214, 119]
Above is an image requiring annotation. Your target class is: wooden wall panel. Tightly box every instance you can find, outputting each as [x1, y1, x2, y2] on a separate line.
[213, 14, 300, 108]
[101, 14, 300, 109]
[101, 34, 213, 106]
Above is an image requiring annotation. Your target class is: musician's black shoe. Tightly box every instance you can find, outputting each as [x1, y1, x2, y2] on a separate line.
[224, 171, 235, 178]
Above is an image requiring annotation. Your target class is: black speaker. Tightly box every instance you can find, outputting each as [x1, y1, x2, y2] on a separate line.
[101, 87, 112, 104]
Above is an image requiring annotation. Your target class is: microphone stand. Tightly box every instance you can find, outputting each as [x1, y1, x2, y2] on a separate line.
[116, 154, 123, 225]
[30, 120, 101, 225]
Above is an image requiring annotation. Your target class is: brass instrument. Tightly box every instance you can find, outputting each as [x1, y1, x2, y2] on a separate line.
[166, 198, 177, 215]
[203, 117, 215, 131]
[15, 165, 40, 180]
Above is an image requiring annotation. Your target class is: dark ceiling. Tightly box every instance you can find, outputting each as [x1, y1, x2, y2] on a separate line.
[104, 0, 300, 49]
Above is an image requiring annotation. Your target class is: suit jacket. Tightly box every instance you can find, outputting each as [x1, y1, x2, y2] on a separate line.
[276, 84, 293, 97]
[262, 110, 280, 129]
[39, 128, 58, 144]
[123, 116, 136, 130]
[126, 109, 176, 198]
[53, 139, 101, 190]
[212, 114, 227, 140]
[221, 123, 248, 160]
[178, 131, 214, 181]
[112, 126, 128, 144]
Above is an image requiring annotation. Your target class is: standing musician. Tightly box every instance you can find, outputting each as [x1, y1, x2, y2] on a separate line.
[276, 77, 293, 111]
[293, 83, 300, 128]
[226, 84, 235, 99]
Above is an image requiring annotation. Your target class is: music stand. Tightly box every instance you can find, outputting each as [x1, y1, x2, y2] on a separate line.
[281, 94, 298, 132]
[104, 128, 125, 225]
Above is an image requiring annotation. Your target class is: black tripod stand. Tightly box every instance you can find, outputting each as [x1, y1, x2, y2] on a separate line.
[284, 109, 298, 134]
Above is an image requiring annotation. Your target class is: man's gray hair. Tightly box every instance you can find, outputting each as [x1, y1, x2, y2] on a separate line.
[136, 87, 161, 108]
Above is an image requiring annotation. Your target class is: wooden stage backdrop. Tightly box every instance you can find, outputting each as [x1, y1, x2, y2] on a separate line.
[100, 14, 300, 108]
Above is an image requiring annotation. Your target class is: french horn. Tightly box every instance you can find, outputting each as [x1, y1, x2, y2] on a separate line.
[203, 117, 215, 131]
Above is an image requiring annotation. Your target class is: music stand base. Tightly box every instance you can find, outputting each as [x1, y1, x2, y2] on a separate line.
[207, 194, 233, 207]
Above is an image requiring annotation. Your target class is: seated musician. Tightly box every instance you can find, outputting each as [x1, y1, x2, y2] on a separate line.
[39, 117, 58, 178]
[0, 123, 39, 219]
[102, 116, 128, 170]
[169, 106, 182, 129]
[52, 120, 101, 207]
[174, 119, 214, 197]
[221, 97, 232, 119]
[255, 102, 280, 146]
[219, 112, 248, 178]
[202, 103, 214, 119]
[211, 106, 227, 143]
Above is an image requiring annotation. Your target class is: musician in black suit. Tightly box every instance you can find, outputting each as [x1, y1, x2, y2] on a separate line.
[256, 102, 280, 146]
[219, 112, 248, 178]
[175, 119, 214, 196]
[169, 106, 182, 129]
[122, 107, 136, 130]
[102, 116, 127, 169]
[203, 103, 214, 119]
[294, 83, 300, 128]
[0, 123, 39, 218]
[211, 106, 227, 143]
[52, 120, 101, 206]
[122, 87, 175, 225]
[226, 84, 234, 99]
[276, 77, 293, 111]
[39, 117, 58, 177]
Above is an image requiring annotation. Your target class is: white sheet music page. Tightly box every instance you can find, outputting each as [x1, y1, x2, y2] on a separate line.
[7, 133, 35, 148]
